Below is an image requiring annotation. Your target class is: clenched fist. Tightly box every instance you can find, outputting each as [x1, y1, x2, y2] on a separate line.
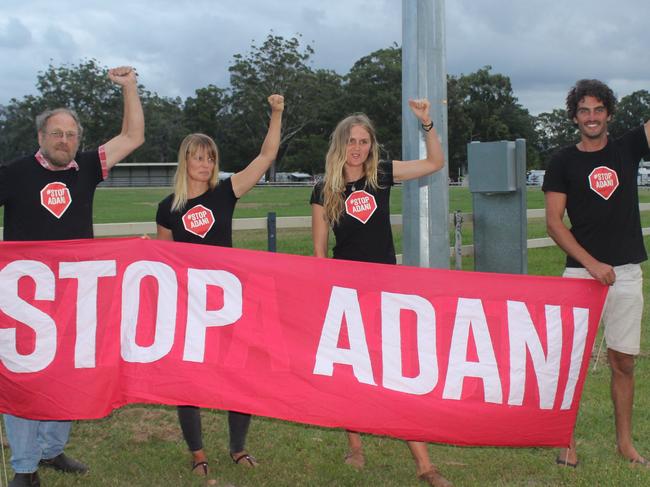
[268, 94, 285, 113]
[108, 66, 137, 87]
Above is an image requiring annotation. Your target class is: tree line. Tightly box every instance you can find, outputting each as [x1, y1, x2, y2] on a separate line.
[1, 33, 649, 178]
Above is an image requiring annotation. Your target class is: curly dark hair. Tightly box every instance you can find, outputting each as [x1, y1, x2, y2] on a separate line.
[566, 79, 617, 120]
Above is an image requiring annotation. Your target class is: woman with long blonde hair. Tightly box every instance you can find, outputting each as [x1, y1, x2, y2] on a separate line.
[156, 94, 284, 482]
[310, 99, 451, 487]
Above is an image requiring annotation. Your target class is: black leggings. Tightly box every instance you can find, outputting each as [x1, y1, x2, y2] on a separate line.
[177, 406, 252, 453]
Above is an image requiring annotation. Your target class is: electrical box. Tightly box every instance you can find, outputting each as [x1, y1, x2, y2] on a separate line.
[468, 141, 517, 193]
[467, 139, 527, 274]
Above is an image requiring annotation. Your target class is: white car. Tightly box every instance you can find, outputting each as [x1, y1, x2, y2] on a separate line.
[527, 170, 546, 186]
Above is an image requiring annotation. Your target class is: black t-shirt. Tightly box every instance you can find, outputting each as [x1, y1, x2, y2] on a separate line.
[542, 126, 649, 267]
[311, 161, 395, 264]
[156, 178, 238, 247]
[0, 151, 104, 241]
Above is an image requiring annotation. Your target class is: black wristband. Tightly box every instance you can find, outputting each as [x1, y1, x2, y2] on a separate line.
[421, 121, 434, 132]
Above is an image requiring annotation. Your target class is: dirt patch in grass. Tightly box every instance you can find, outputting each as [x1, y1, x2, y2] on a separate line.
[114, 407, 179, 443]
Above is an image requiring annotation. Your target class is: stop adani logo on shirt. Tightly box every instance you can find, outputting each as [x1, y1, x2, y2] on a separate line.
[588, 166, 619, 200]
[345, 190, 377, 224]
[40, 182, 71, 218]
[182, 204, 215, 238]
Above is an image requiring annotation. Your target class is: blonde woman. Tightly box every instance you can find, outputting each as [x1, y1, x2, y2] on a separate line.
[156, 94, 284, 480]
[310, 100, 451, 487]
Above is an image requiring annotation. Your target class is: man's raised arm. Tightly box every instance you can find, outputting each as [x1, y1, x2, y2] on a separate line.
[103, 66, 145, 169]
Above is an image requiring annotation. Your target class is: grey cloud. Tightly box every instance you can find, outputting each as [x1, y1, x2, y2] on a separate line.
[0, 18, 32, 48]
[41, 25, 79, 54]
[0, 0, 648, 116]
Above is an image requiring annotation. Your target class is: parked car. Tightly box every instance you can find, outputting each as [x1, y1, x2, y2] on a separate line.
[526, 170, 546, 186]
[638, 165, 650, 186]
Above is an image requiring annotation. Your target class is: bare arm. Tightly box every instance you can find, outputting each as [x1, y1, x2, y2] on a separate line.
[393, 98, 445, 182]
[545, 191, 615, 285]
[311, 203, 329, 258]
[103, 66, 145, 169]
[156, 224, 173, 241]
[231, 94, 284, 198]
[645, 119, 650, 148]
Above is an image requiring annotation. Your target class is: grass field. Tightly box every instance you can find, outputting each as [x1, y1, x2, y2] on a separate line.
[90, 185, 650, 222]
[2, 186, 650, 486]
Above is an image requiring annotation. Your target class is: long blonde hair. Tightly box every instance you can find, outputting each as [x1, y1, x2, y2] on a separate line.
[322, 114, 380, 225]
[171, 133, 220, 211]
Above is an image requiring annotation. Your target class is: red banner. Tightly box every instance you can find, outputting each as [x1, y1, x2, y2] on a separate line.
[0, 238, 607, 447]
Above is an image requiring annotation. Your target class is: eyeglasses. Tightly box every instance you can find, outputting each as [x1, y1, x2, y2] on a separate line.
[46, 131, 79, 140]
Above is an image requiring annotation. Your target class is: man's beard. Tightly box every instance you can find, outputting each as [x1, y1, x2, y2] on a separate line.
[42, 145, 76, 167]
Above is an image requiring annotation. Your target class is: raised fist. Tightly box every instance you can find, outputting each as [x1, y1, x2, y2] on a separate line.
[408, 98, 432, 124]
[108, 66, 137, 87]
[268, 94, 285, 113]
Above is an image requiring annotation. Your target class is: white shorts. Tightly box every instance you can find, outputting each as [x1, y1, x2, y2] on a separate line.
[563, 264, 644, 355]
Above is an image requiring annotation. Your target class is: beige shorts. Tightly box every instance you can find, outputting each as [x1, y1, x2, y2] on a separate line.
[563, 264, 644, 355]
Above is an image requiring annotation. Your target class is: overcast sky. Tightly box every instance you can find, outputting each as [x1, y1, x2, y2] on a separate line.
[1, 0, 648, 115]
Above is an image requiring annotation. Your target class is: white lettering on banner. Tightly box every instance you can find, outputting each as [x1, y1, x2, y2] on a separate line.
[381, 292, 438, 395]
[121, 261, 178, 363]
[0, 258, 593, 411]
[561, 307, 589, 409]
[59, 261, 117, 368]
[443, 298, 503, 403]
[507, 302, 562, 409]
[313, 286, 376, 385]
[314, 289, 590, 407]
[183, 269, 243, 362]
[0, 261, 57, 373]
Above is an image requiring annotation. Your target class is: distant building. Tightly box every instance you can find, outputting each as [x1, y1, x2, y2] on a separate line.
[274, 172, 313, 183]
[100, 163, 177, 187]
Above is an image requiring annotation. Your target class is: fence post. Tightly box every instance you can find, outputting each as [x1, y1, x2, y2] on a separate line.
[267, 212, 277, 252]
[454, 210, 463, 270]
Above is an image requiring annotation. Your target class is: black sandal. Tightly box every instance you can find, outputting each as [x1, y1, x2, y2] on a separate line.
[191, 460, 209, 476]
[230, 452, 258, 467]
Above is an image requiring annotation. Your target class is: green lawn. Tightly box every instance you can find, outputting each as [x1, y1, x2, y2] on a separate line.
[2, 185, 648, 225]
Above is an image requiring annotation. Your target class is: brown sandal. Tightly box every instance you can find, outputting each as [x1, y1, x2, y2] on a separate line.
[231, 452, 259, 467]
[191, 460, 209, 476]
[418, 468, 453, 487]
[629, 457, 650, 468]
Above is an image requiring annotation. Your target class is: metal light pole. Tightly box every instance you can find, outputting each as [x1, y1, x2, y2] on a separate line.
[402, 0, 449, 268]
